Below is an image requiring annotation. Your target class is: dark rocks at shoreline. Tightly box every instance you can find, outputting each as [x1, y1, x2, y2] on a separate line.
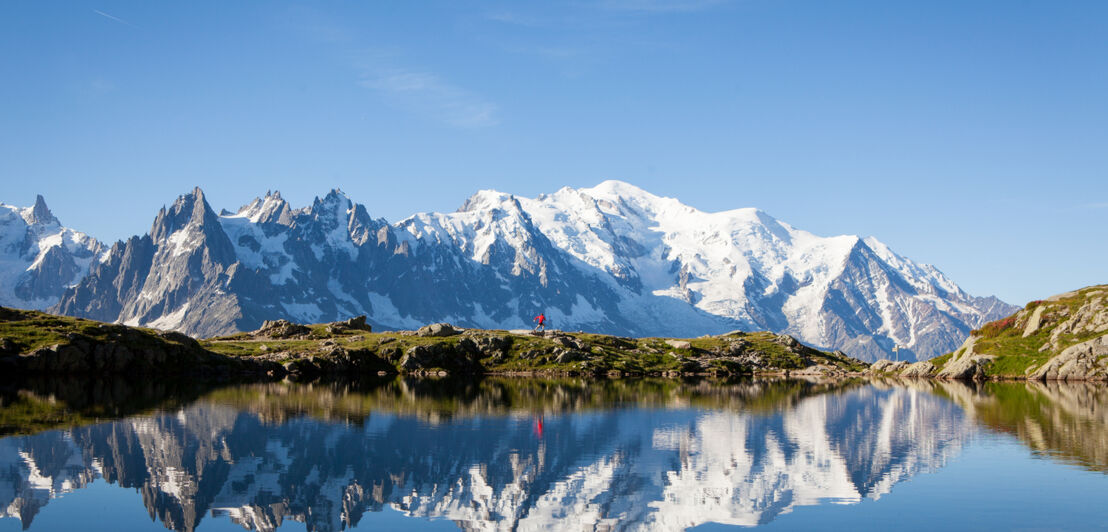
[8, 330, 284, 378]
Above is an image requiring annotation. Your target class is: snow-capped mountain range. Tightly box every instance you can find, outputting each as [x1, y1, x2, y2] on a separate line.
[0, 384, 971, 531]
[1, 182, 1015, 361]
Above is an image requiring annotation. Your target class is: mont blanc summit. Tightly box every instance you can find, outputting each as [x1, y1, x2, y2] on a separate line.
[0, 182, 1013, 361]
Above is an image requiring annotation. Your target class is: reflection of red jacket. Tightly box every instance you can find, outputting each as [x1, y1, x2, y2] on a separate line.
[534, 314, 546, 324]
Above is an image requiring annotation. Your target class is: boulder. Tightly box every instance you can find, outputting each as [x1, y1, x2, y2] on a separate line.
[552, 335, 585, 350]
[416, 323, 462, 337]
[900, 360, 937, 378]
[327, 315, 372, 334]
[869, 359, 909, 374]
[256, 319, 310, 339]
[870, 359, 893, 372]
[665, 339, 693, 350]
[937, 355, 994, 380]
[773, 335, 800, 348]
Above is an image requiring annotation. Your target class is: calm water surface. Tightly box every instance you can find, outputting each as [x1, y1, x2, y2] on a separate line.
[1, 377, 1106, 531]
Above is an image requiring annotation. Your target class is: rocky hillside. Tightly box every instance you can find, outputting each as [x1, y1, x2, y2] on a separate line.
[204, 319, 868, 378]
[25, 183, 1013, 361]
[0, 306, 867, 379]
[870, 285, 1108, 380]
[0, 306, 281, 377]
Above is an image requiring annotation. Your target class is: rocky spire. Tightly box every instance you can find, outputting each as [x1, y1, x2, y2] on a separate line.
[28, 194, 58, 225]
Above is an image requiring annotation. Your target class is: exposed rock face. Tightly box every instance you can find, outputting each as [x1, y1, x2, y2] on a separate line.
[4, 328, 279, 376]
[900, 361, 937, 378]
[867, 359, 909, 374]
[399, 341, 484, 374]
[255, 319, 310, 339]
[1022, 305, 1046, 337]
[36, 184, 1012, 361]
[937, 355, 993, 381]
[0, 196, 103, 310]
[1031, 335, 1108, 381]
[328, 315, 371, 333]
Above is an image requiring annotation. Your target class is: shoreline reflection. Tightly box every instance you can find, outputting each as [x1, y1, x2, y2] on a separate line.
[0, 378, 1104, 531]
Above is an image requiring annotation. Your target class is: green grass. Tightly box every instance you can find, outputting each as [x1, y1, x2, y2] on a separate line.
[961, 285, 1108, 378]
[0, 307, 197, 354]
[4, 306, 866, 377]
[987, 353, 1055, 377]
[928, 352, 953, 371]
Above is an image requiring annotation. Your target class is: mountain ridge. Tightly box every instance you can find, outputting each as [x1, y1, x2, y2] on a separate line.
[0, 182, 1015, 361]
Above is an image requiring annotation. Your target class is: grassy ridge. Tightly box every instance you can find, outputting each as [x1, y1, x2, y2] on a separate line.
[925, 285, 1108, 379]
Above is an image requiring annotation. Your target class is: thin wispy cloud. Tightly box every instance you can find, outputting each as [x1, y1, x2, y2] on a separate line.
[92, 9, 136, 27]
[1082, 201, 1108, 209]
[281, 7, 500, 129]
[598, 0, 730, 13]
[358, 68, 499, 129]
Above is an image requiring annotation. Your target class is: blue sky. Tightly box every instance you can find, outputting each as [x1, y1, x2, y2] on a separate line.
[1, 1, 1105, 305]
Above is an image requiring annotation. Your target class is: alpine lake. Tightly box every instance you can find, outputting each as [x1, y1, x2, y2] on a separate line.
[1, 376, 1106, 531]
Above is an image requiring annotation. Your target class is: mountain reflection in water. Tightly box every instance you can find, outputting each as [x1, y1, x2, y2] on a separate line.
[0, 377, 1104, 531]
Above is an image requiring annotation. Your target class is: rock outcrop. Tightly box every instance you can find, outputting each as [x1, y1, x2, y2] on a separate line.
[900, 361, 937, 378]
[903, 285, 1108, 380]
[416, 323, 462, 337]
[1030, 335, 1108, 381]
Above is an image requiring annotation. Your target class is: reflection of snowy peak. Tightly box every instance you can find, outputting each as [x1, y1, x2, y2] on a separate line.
[0, 196, 103, 310]
[35, 182, 1014, 359]
[0, 386, 972, 531]
[0, 431, 98, 528]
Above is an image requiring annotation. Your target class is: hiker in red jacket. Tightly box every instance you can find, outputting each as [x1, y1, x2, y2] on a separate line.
[533, 313, 547, 332]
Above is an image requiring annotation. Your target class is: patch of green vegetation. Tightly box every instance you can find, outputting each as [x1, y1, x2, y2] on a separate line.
[928, 352, 953, 371]
[0, 307, 198, 355]
[986, 353, 1055, 377]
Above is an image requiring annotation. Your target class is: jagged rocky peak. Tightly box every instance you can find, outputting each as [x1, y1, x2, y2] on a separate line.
[149, 186, 221, 241]
[27, 194, 59, 225]
[306, 189, 353, 224]
[232, 190, 293, 225]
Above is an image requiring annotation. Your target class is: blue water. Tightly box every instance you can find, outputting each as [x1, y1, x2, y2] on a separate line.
[0, 378, 1105, 531]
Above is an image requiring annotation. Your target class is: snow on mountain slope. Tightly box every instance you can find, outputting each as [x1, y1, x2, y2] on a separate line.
[0, 196, 103, 310]
[43, 182, 1014, 359]
[510, 181, 1015, 360]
